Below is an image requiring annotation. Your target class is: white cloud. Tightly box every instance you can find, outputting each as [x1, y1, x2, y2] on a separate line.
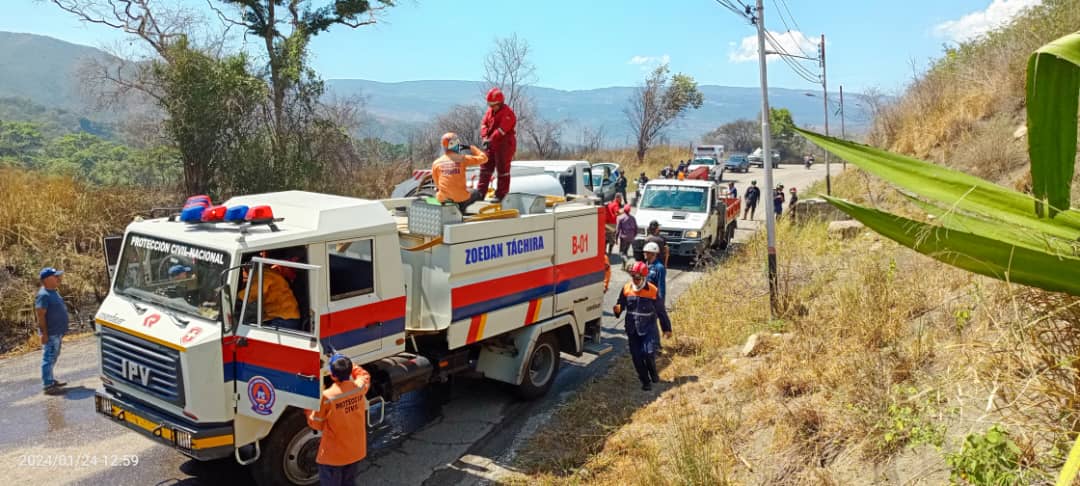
[628, 54, 670, 67]
[934, 0, 1040, 43]
[729, 30, 817, 63]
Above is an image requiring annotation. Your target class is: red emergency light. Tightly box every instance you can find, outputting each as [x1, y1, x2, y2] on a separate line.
[201, 205, 228, 222]
[184, 195, 211, 209]
[245, 205, 274, 222]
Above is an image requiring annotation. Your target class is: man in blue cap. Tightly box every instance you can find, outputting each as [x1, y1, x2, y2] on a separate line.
[36, 267, 69, 394]
[169, 264, 192, 280]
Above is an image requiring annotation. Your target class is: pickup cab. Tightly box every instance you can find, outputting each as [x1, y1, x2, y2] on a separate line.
[633, 179, 741, 261]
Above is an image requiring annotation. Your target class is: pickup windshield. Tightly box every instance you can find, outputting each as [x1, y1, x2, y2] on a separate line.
[640, 185, 708, 212]
[114, 233, 231, 321]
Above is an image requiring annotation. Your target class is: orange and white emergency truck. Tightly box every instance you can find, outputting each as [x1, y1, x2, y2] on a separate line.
[93, 191, 607, 485]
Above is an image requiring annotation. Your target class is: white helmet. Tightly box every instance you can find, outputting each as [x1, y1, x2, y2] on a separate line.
[643, 242, 660, 253]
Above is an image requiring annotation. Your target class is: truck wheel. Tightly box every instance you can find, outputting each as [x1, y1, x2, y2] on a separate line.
[515, 333, 560, 399]
[251, 410, 320, 486]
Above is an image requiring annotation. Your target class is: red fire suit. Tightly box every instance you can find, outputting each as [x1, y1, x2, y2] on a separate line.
[477, 104, 517, 200]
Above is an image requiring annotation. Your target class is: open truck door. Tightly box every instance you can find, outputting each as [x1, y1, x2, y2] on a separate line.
[226, 256, 324, 486]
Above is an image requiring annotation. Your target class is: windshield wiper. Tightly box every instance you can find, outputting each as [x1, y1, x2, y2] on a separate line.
[163, 309, 190, 328]
[117, 288, 148, 314]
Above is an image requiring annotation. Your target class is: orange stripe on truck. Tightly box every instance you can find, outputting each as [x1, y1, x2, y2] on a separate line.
[466, 313, 487, 344]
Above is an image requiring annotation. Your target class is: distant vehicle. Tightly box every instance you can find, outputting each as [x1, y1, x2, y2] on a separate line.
[692, 144, 724, 161]
[587, 162, 622, 203]
[633, 179, 741, 261]
[724, 154, 750, 173]
[686, 157, 720, 180]
[748, 148, 780, 168]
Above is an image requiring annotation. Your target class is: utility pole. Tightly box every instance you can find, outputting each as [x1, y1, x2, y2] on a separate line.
[839, 84, 846, 169]
[753, 0, 779, 317]
[819, 33, 831, 195]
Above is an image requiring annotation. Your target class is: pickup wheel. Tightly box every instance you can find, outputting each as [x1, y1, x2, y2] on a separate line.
[515, 333, 561, 399]
[251, 410, 320, 486]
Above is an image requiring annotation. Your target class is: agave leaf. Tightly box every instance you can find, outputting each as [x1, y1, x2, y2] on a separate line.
[1059, 434, 1080, 486]
[900, 193, 1080, 257]
[1027, 32, 1080, 218]
[822, 196, 1080, 295]
[795, 129, 1080, 240]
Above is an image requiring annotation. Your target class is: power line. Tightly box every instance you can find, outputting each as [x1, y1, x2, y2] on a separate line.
[714, 0, 751, 20]
[763, 31, 821, 83]
[770, 0, 815, 60]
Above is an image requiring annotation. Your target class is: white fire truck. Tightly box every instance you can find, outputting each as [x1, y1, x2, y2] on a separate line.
[93, 191, 607, 485]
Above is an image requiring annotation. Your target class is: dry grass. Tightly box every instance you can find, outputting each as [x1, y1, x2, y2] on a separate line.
[509, 165, 1080, 484]
[0, 167, 176, 352]
[868, 0, 1080, 181]
[581, 145, 693, 182]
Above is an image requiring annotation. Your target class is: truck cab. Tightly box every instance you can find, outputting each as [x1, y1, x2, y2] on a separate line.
[633, 179, 740, 260]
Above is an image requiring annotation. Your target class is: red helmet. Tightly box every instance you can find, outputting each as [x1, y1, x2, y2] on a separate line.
[630, 261, 649, 277]
[623, 204, 631, 213]
[486, 87, 505, 104]
[441, 132, 460, 150]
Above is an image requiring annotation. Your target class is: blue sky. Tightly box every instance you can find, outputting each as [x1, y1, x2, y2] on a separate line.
[1, 0, 1040, 94]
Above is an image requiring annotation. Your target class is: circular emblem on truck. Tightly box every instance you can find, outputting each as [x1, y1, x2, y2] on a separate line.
[248, 376, 276, 416]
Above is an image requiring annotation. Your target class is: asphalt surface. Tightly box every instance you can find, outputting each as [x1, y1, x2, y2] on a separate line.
[0, 162, 834, 486]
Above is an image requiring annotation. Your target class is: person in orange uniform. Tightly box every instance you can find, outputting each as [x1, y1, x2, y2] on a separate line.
[476, 87, 517, 203]
[238, 264, 301, 330]
[432, 132, 488, 213]
[307, 354, 371, 486]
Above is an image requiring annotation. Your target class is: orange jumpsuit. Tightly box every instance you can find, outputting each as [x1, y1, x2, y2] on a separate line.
[238, 267, 300, 321]
[307, 366, 371, 466]
[432, 146, 488, 203]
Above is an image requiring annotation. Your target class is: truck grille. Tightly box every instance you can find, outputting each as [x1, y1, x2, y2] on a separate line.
[659, 230, 683, 241]
[100, 326, 184, 406]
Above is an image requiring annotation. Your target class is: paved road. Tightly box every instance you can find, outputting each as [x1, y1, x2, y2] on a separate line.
[0, 163, 834, 486]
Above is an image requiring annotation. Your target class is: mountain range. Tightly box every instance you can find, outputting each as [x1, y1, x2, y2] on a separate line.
[0, 31, 871, 144]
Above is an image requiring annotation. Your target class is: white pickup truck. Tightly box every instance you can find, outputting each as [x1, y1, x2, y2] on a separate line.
[633, 179, 741, 260]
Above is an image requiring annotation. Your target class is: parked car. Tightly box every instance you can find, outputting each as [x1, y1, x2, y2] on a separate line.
[747, 148, 780, 168]
[724, 154, 750, 173]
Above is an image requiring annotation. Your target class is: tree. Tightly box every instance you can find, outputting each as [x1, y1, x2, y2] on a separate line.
[0, 122, 45, 166]
[704, 119, 759, 153]
[434, 104, 485, 148]
[624, 64, 703, 162]
[520, 117, 564, 159]
[768, 107, 803, 160]
[483, 34, 536, 118]
[212, 0, 392, 155]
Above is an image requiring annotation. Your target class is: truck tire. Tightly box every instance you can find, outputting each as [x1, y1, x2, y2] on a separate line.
[250, 410, 320, 486]
[515, 333, 561, 399]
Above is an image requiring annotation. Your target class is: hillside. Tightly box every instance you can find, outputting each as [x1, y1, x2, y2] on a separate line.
[0, 31, 872, 144]
[0, 31, 122, 119]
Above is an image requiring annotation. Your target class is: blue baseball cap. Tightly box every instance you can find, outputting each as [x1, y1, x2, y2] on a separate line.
[39, 267, 64, 280]
[169, 265, 192, 276]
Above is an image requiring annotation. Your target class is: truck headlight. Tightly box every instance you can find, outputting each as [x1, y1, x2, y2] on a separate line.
[685, 230, 699, 239]
[175, 430, 192, 450]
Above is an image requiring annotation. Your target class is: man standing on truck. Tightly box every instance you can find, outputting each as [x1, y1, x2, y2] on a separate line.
[307, 354, 371, 486]
[36, 267, 68, 394]
[614, 262, 672, 391]
[743, 180, 760, 220]
[432, 132, 489, 213]
[477, 87, 517, 203]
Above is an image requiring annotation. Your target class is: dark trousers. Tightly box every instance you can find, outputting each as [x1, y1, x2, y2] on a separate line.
[744, 200, 758, 220]
[476, 144, 515, 200]
[627, 331, 660, 385]
[319, 461, 360, 486]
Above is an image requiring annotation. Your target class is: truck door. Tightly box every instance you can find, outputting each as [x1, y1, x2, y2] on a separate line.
[321, 238, 385, 357]
[230, 255, 323, 425]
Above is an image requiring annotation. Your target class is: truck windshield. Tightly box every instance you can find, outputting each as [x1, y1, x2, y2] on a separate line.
[113, 233, 231, 321]
[640, 185, 708, 212]
[691, 158, 716, 165]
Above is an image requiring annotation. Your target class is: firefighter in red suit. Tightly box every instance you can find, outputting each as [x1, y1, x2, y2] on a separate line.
[477, 87, 517, 202]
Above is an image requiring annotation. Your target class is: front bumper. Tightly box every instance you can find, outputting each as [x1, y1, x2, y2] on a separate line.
[94, 389, 234, 461]
[633, 236, 705, 257]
